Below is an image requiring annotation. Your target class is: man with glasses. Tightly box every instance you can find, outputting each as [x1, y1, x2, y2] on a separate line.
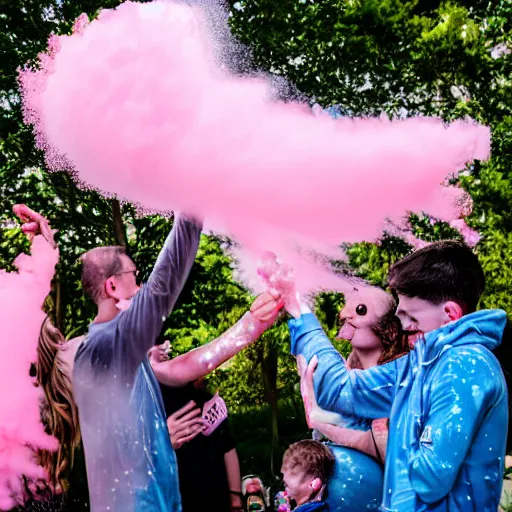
[73, 214, 202, 512]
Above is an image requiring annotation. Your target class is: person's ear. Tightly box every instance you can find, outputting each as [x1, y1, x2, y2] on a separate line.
[443, 301, 464, 323]
[310, 478, 322, 492]
[105, 276, 118, 300]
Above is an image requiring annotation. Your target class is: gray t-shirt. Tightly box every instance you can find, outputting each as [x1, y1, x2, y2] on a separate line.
[73, 216, 202, 512]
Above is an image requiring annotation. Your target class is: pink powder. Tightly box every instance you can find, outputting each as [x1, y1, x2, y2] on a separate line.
[0, 235, 59, 509]
[450, 219, 481, 247]
[19, 1, 490, 293]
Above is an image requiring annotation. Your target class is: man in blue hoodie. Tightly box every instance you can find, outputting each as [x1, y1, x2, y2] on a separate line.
[290, 240, 508, 511]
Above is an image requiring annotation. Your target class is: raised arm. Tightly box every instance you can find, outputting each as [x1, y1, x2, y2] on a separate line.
[290, 313, 398, 420]
[151, 292, 283, 387]
[118, 214, 202, 364]
[11, 204, 59, 291]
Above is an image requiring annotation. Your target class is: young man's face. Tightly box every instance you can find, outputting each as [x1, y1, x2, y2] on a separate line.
[395, 294, 449, 346]
[281, 466, 315, 506]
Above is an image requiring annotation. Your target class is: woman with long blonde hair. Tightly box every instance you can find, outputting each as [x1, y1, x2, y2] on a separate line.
[21, 319, 89, 512]
[10, 204, 89, 511]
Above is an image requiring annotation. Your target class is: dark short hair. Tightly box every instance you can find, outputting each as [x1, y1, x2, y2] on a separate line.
[388, 240, 485, 313]
[80, 246, 127, 304]
[282, 440, 335, 483]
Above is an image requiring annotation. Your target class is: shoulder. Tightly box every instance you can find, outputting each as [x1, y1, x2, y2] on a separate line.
[438, 344, 501, 371]
[74, 327, 115, 370]
[58, 335, 85, 375]
[433, 345, 505, 393]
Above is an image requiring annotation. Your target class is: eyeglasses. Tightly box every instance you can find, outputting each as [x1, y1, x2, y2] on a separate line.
[117, 269, 142, 285]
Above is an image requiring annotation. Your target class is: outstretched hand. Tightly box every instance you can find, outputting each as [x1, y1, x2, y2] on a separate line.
[13, 204, 55, 246]
[250, 291, 284, 325]
[257, 252, 301, 318]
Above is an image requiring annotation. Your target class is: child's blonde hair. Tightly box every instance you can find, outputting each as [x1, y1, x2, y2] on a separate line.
[282, 440, 334, 483]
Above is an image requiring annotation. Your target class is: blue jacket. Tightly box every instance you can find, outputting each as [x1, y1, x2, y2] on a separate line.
[295, 500, 329, 511]
[290, 310, 508, 512]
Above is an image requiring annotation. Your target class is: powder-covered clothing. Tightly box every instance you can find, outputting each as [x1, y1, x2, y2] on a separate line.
[290, 310, 508, 512]
[73, 216, 201, 512]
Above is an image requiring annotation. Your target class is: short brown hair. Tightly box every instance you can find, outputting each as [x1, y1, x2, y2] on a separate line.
[282, 440, 335, 483]
[388, 240, 485, 314]
[80, 246, 126, 303]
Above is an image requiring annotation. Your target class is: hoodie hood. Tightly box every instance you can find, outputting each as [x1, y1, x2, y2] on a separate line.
[419, 308, 507, 366]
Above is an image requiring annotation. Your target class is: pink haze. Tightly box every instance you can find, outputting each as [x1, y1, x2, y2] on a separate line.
[19, 1, 490, 292]
[0, 235, 59, 509]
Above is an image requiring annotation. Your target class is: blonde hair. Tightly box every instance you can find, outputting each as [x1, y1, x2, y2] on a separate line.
[282, 440, 335, 483]
[36, 317, 81, 492]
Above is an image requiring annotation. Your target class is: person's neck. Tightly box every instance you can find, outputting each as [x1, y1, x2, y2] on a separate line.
[94, 300, 120, 324]
[352, 347, 382, 369]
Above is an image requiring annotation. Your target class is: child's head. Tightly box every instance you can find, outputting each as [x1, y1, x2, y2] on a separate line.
[281, 440, 335, 506]
[388, 240, 485, 343]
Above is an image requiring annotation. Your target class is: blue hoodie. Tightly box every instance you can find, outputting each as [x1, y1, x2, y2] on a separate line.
[289, 310, 508, 512]
[295, 500, 329, 511]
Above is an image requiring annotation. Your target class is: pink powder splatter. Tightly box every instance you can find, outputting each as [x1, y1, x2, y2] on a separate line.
[256, 252, 301, 317]
[19, 1, 490, 292]
[0, 234, 59, 509]
[449, 219, 481, 247]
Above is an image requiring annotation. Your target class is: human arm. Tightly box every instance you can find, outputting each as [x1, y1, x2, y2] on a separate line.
[298, 354, 388, 460]
[290, 313, 398, 419]
[13, 204, 55, 247]
[215, 415, 242, 512]
[117, 214, 202, 365]
[407, 347, 502, 503]
[151, 292, 282, 387]
[225, 449, 243, 511]
[310, 419, 388, 462]
[314, 420, 375, 451]
[11, 204, 59, 288]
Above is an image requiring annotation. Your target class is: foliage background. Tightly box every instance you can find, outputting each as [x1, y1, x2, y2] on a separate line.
[1, 0, 511, 485]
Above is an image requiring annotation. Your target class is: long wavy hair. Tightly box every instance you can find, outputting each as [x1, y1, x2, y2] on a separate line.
[36, 317, 81, 493]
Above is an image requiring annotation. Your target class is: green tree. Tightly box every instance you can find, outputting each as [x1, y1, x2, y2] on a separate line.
[230, 0, 512, 316]
[2, 0, 512, 483]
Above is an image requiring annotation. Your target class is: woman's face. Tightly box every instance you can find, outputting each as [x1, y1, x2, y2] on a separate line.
[337, 287, 392, 351]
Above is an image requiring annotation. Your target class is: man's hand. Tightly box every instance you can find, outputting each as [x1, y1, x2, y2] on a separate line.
[167, 400, 204, 449]
[13, 204, 55, 246]
[250, 291, 283, 324]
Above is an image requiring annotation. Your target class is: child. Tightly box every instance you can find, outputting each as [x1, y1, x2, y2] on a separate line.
[280, 440, 334, 511]
[289, 241, 508, 511]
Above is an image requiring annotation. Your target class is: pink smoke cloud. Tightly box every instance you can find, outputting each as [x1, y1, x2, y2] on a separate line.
[19, 1, 490, 293]
[0, 235, 59, 510]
